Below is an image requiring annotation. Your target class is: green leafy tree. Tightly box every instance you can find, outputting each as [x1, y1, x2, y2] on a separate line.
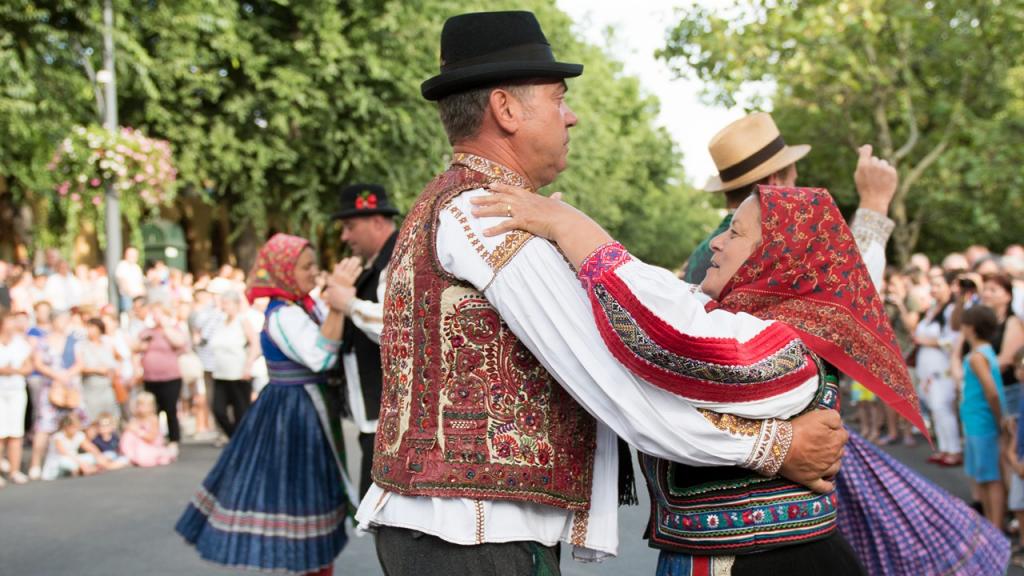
[1, 0, 715, 270]
[661, 0, 1024, 264]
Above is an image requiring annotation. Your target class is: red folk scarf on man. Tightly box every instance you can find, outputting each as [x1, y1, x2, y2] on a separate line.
[707, 185, 928, 438]
[245, 233, 317, 315]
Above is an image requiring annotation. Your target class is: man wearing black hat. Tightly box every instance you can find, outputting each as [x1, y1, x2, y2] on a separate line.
[358, 11, 847, 575]
[330, 183, 399, 499]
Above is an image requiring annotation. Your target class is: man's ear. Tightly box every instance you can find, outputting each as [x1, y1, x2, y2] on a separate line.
[488, 88, 523, 135]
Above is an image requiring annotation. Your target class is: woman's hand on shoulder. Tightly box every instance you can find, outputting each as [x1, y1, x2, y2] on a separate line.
[471, 182, 574, 240]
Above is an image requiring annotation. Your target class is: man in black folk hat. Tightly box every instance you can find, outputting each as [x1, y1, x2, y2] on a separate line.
[357, 11, 848, 575]
[683, 112, 899, 286]
[329, 183, 400, 499]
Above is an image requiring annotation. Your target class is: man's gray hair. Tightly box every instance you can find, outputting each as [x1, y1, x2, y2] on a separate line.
[437, 83, 535, 145]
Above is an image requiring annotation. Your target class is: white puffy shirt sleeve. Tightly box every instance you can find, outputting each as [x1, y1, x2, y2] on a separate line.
[346, 270, 386, 345]
[850, 208, 895, 291]
[435, 189, 821, 474]
[266, 301, 341, 373]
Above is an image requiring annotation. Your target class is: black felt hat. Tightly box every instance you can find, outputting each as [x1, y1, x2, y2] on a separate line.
[331, 183, 400, 220]
[421, 11, 583, 101]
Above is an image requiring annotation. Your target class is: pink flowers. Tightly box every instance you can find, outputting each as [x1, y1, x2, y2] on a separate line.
[49, 124, 177, 211]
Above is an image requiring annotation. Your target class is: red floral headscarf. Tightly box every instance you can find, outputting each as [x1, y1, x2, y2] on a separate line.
[707, 186, 927, 437]
[245, 233, 316, 314]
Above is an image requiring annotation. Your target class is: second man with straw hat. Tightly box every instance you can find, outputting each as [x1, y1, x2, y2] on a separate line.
[684, 112, 899, 285]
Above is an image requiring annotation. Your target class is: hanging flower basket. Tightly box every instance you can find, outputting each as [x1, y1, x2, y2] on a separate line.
[47, 124, 177, 246]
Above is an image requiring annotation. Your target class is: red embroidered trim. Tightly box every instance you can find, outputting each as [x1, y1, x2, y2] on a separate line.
[578, 241, 631, 291]
[589, 268, 816, 403]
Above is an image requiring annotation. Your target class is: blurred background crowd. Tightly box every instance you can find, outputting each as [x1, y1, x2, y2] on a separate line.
[0, 245, 354, 487]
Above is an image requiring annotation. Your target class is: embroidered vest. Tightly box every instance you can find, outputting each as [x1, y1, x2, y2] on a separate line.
[642, 365, 840, 556]
[372, 154, 597, 510]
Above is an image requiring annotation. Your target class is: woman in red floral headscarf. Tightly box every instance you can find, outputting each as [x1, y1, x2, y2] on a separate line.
[470, 184, 1009, 576]
[176, 234, 362, 576]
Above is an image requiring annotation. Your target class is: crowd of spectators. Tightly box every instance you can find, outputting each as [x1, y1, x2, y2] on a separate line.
[3, 241, 1024, 552]
[849, 244, 1024, 554]
[0, 247, 271, 487]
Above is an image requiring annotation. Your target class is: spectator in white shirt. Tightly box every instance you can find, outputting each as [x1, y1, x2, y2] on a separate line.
[44, 260, 82, 313]
[0, 310, 34, 485]
[115, 247, 146, 313]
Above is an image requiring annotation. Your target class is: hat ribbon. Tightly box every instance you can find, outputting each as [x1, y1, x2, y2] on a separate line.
[718, 135, 786, 182]
[442, 43, 555, 72]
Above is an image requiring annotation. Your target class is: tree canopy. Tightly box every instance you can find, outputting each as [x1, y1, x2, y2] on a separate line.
[661, 0, 1024, 265]
[0, 0, 717, 270]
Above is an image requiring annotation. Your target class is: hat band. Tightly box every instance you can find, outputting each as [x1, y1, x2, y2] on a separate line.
[718, 135, 786, 183]
[441, 42, 556, 72]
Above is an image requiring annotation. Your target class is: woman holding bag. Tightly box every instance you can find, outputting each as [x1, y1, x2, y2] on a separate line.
[27, 311, 85, 481]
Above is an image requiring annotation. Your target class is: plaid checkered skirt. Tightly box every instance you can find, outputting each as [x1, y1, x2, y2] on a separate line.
[836, 430, 1009, 575]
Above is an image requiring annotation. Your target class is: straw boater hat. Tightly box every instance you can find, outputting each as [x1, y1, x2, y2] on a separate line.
[703, 112, 811, 193]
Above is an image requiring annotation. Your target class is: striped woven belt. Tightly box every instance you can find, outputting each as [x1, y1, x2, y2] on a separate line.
[265, 359, 328, 386]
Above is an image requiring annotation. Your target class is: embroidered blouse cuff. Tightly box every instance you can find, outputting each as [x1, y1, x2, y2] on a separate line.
[743, 419, 793, 477]
[578, 242, 631, 291]
[315, 333, 342, 354]
[851, 208, 895, 249]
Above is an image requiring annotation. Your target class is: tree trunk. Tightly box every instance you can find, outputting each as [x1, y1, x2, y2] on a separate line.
[232, 221, 261, 274]
[888, 192, 911, 268]
[0, 178, 17, 261]
[177, 194, 216, 275]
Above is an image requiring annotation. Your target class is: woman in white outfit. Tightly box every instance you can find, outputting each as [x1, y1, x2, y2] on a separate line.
[913, 271, 962, 467]
[0, 311, 33, 485]
[209, 290, 260, 437]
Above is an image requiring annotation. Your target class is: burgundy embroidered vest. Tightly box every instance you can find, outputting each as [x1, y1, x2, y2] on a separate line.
[372, 155, 596, 511]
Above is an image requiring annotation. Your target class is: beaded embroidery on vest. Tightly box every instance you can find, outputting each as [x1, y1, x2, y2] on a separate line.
[641, 363, 840, 555]
[372, 154, 596, 510]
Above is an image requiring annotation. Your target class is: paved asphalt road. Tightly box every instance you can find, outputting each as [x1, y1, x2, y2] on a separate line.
[1, 428, 1018, 576]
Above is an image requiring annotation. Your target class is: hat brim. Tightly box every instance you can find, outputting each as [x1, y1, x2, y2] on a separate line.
[704, 144, 811, 193]
[332, 207, 401, 220]
[421, 61, 583, 101]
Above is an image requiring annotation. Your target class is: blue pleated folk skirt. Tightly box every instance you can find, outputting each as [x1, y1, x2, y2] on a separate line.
[175, 383, 352, 574]
[655, 430, 1009, 576]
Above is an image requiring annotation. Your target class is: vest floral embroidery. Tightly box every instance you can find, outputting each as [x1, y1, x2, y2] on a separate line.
[372, 154, 596, 511]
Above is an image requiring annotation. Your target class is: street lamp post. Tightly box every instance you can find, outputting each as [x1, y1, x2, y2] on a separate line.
[100, 0, 123, 311]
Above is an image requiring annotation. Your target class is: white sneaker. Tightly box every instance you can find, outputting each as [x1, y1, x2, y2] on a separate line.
[0, 460, 9, 475]
[28, 466, 41, 481]
[9, 471, 28, 485]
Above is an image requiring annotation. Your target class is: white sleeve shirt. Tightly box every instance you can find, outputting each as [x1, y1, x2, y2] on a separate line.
[342, 269, 387, 434]
[265, 301, 340, 373]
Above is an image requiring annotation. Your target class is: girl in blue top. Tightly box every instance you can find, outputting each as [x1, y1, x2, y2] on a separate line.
[960, 304, 1007, 530]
